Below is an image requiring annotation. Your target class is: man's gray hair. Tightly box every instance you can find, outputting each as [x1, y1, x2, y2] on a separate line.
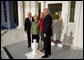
[28, 12, 31, 13]
[43, 8, 48, 11]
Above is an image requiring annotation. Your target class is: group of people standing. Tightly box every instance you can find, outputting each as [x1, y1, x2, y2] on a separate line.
[24, 8, 52, 58]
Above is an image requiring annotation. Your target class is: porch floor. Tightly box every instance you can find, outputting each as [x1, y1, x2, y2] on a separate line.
[1, 40, 83, 59]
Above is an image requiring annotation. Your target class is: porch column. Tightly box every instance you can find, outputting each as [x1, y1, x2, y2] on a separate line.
[60, 1, 70, 42]
[24, 1, 31, 18]
[17, 1, 24, 29]
[71, 1, 83, 49]
[41, 1, 46, 13]
[31, 1, 38, 16]
[77, 1, 83, 49]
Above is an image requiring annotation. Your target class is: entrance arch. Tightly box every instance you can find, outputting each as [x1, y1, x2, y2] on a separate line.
[42, 1, 70, 45]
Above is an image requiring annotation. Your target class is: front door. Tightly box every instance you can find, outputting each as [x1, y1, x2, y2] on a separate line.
[48, 3, 62, 43]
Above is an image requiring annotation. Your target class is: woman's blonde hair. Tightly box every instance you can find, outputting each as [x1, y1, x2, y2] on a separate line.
[40, 13, 44, 16]
[34, 15, 38, 17]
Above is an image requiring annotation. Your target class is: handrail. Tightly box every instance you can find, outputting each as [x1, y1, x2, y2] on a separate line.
[1, 30, 8, 37]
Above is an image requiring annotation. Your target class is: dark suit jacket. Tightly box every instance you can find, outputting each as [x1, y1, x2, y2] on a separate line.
[24, 17, 34, 32]
[43, 14, 52, 36]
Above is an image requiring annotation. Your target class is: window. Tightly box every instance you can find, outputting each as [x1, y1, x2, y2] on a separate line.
[3, 1, 7, 22]
[69, 1, 76, 22]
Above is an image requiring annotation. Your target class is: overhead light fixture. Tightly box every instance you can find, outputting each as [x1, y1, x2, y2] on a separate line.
[55, 12, 58, 15]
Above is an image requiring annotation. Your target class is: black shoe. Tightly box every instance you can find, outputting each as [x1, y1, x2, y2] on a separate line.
[40, 50, 43, 52]
[28, 45, 31, 47]
[42, 55, 48, 58]
[48, 53, 51, 56]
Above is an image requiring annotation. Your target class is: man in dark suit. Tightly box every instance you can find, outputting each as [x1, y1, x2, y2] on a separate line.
[42, 8, 52, 58]
[24, 12, 34, 47]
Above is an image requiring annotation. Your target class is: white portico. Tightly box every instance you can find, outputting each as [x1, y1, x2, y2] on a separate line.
[1, 1, 83, 50]
[16, 1, 83, 50]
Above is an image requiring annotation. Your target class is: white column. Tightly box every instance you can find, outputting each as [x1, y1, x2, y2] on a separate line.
[60, 1, 70, 42]
[17, 1, 24, 29]
[31, 1, 38, 16]
[71, 1, 83, 49]
[45, 1, 48, 8]
[41, 1, 46, 13]
[77, 1, 83, 49]
[24, 1, 31, 18]
[36, 1, 38, 16]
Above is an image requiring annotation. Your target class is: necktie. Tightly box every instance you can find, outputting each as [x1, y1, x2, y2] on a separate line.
[30, 18, 31, 24]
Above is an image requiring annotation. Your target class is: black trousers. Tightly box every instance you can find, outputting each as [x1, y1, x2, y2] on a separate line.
[32, 34, 39, 43]
[27, 30, 31, 46]
[44, 35, 51, 55]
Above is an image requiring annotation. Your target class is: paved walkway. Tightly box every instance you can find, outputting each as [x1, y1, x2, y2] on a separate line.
[2, 40, 83, 59]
